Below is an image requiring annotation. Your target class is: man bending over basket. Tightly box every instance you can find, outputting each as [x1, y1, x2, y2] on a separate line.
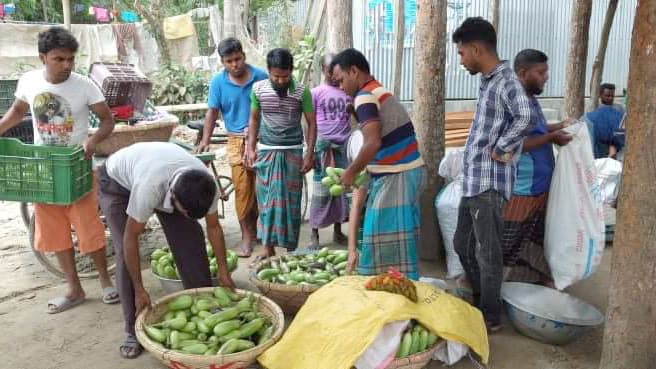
[97, 142, 236, 359]
[0, 27, 118, 313]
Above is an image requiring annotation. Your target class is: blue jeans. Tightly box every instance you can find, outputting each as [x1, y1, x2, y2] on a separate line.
[454, 190, 506, 325]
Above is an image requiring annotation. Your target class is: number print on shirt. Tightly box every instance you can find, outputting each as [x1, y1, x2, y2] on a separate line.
[319, 97, 348, 121]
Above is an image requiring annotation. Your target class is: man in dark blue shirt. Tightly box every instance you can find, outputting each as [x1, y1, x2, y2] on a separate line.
[502, 49, 573, 287]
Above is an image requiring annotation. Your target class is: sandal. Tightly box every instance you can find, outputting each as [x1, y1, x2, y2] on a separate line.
[47, 295, 85, 314]
[102, 286, 120, 304]
[249, 254, 270, 268]
[236, 242, 255, 258]
[120, 334, 143, 359]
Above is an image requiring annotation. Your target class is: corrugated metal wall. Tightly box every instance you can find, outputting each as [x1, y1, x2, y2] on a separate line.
[353, 0, 637, 101]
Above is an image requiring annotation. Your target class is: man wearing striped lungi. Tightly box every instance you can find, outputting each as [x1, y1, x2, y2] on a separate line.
[245, 48, 317, 263]
[331, 48, 426, 280]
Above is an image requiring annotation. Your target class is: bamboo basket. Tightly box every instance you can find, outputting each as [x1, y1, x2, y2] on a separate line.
[249, 256, 321, 315]
[135, 288, 285, 369]
[89, 116, 178, 156]
[386, 340, 443, 369]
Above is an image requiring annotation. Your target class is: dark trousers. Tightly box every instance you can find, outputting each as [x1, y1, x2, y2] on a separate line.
[97, 165, 212, 335]
[453, 190, 506, 325]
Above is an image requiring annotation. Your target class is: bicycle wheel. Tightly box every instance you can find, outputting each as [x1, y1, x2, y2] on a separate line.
[19, 202, 32, 229]
[29, 207, 116, 279]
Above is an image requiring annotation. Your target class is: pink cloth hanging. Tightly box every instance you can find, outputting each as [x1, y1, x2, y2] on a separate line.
[94, 6, 110, 23]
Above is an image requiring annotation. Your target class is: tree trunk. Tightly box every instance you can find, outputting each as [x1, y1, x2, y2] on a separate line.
[563, 0, 592, 119]
[413, 0, 447, 262]
[597, 1, 656, 368]
[589, 0, 618, 111]
[488, 0, 500, 33]
[42, 0, 48, 22]
[326, 0, 353, 52]
[62, 0, 71, 30]
[391, 0, 405, 97]
[131, 0, 171, 64]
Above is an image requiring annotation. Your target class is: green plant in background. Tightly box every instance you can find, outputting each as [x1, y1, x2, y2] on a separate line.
[292, 35, 321, 84]
[150, 64, 210, 105]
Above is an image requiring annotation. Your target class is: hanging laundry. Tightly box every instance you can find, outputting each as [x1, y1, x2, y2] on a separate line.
[162, 13, 195, 40]
[94, 6, 110, 23]
[73, 3, 86, 13]
[0, 4, 5, 18]
[120, 10, 139, 23]
[3, 3, 15, 15]
[112, 23, 143, 63]
[89, 6, 95, 15]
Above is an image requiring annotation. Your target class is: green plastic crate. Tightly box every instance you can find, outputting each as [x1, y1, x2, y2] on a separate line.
[0, 138, 92, 204]
[0, 79, 18, 116]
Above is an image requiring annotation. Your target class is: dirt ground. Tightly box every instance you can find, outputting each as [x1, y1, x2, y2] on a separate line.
[0, 151, 611, 369]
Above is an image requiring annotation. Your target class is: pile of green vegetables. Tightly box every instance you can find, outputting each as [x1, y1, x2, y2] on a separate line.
[255, 247, 351, 286]
[321, 166, 368, 196]
[151, 246, 238, 280]
[143, 288, 275, 355]
[396, 320, 439, 358]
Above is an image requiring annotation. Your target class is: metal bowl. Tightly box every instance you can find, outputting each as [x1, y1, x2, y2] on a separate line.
[501, 282, 604, 345]
[152, 270, 221, 294]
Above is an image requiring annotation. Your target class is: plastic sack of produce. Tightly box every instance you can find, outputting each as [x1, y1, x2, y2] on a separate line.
[258, 276, 488, 369]
[594, 158, 622, 206]
[435, 149, 465, 279]
[545, 122, 605, 290]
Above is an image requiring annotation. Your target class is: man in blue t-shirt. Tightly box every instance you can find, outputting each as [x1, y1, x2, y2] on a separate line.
[195, 38, 267, 257]
[501, 49, 574, 287]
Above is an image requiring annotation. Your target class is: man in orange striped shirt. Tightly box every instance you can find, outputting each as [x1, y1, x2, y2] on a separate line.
[331, 48, 425, 279]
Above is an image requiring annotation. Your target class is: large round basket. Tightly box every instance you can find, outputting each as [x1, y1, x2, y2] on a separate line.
[249, 256, 320, 315]
[135, 288, 285, 369]
[90, 116, 178, 156]
[386, 340, 442, 369]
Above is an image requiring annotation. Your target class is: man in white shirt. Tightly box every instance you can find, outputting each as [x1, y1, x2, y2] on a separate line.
[0, 27, 117, 314]
[98, 142, 235, 359]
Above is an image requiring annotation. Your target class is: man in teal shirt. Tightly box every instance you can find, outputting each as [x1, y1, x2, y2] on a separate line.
[196, 38, 267, 257]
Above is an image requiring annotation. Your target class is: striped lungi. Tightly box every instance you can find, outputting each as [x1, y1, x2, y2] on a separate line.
[358, 166, 425, 280]
[254, 149, 303, 250]
[310, 139, 348, 229]
[501, 192, 551, 283]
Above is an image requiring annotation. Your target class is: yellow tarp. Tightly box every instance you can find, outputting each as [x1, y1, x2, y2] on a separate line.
[258, 276, 489, 369]
[163, 14, 195, 40]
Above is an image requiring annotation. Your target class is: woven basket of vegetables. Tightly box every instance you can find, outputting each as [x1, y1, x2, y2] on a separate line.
[386, 320, 443, 369]
[135, 287, 284, 369]
[249, 248, 349, 315]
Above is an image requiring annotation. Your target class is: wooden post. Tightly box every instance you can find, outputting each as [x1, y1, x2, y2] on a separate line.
[62, 0, 72, 30]
[326, 0, 353, 52]
[597, 1, 656, 368]
[563, 0, 592, 119]
[391, 0, 405, 97]
[589, 0, 619, 111]
[413, 0, 447, 261]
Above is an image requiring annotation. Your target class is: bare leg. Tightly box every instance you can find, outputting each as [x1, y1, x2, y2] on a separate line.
[309, 229, 320, 250]
[333, 223, 347, 245]
[54, 248, 85, 301]
[89, 247, 114, 289]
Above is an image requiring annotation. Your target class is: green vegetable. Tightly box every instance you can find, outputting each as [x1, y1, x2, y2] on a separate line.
[197, 333, 208, 342]
[409, 330, 421, 355]
[164, 311, 176, 321]
[196, 320, 210, 334]
[218, 339, 254, 354]
[257, 268, 281, 281]
[333, 253, 348, 264]
[426, 332, 438, 347]
[182, 343, 209, 355]
[398, 332, 412, 358]
[257, 325, 274, 345]
[160, 317, 187, 330]
[167, 295, 193, 311]
[151, 249, 167, 261]
[195, 298, 216, 311]
[213, 319, 241, 336]
[335, 261, 348, 271]
[213, 287, 233, 307]
[419, 329, 429, 352]
[354, 171, 368, 187]
[169, 331, 195, 349]
[145, 326, 167, 343]
[321, 176, 336, 187]
[204, 307, 241, 329]
[206, 245, 214, 258]
[237, 318, 264, 338]
[181, 321, 197, 333]
[329, 184, 344, 196]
